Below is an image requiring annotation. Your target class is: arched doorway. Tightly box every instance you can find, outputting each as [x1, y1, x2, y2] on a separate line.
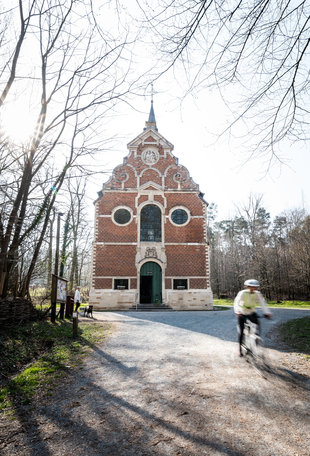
[140, 262, 162, 304]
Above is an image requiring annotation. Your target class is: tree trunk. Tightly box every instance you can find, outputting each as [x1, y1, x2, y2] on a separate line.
[0, 159, 33, 297]
[59, 211, 70, 278]
[47, 213, 55, 290]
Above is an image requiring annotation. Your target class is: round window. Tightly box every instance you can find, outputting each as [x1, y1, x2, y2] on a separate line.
[113, 208, 131, 225]
[171, 209, 189, 225]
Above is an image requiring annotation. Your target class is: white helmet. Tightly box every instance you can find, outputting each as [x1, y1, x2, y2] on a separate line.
[244, 279, 260, 288]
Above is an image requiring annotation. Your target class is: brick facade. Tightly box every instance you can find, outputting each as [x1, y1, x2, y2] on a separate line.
[90, 103, 213, 310]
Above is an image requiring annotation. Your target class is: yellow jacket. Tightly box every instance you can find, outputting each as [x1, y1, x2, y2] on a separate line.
[234, 289, 269, 315]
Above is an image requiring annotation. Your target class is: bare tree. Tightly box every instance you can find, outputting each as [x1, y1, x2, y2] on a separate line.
[138, 0, 310, 155]
[0, 0, 136, 298]
[66, 176, 90, 292]
[210, 198, 310, 300]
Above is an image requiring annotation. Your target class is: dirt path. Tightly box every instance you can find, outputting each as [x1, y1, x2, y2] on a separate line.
[1, 309, 310, 456]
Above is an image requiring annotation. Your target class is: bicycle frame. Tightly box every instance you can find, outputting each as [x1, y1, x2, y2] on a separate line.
[244, 321, 259, 352]
[241, 318, 267, 376]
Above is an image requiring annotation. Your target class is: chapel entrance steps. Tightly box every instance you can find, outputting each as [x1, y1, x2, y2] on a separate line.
[129, 303, 173, 311]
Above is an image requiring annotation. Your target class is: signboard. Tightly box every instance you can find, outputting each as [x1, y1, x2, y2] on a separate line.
[57, 277, 67, 302]
[51, 274, 68, 303]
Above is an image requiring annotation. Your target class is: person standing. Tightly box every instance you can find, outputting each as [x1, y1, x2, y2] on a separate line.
[234, 279, 272, 357]
[74, 285, 81, 312]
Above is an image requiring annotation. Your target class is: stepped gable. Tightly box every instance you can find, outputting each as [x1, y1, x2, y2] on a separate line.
[101, 123, 199, 193]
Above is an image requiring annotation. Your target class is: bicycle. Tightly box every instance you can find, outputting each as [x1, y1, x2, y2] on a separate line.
[240, 315, 269, 377]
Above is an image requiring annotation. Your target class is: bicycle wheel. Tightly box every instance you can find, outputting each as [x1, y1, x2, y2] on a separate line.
[252, 337, 267, 372]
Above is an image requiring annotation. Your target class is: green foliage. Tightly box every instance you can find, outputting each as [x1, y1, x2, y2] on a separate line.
[279, 317, 310, 358]
[0, 320, 111, 412]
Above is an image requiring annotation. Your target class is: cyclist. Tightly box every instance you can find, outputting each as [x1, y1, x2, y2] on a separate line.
[234, 279, 272, 357]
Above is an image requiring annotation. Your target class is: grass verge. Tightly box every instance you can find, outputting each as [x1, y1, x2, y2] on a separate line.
[279, 317, 310, 360]
[213, 298, 310, 309]
[0, 319, 112, 414]
[267, 300, 310, 309]
[213, 299, 234, 307]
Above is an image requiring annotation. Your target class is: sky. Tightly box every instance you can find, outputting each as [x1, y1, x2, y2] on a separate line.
[85, 1, 310, 223]
[88, 86, 310, 222]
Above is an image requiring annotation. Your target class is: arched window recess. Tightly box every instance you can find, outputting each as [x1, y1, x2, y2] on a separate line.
[140, 204, 162, 242]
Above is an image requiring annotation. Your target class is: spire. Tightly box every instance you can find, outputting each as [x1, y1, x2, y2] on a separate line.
[148, 100, 156, 124]
[144, 84, 158, 131]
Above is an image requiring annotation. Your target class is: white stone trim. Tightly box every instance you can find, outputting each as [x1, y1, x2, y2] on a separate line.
[140, 167, 162, 177]
[94, 242, 138, 245]
[127, 127, 174, 151]
[137, 200, 165, 244]
[165, 276, 207, 278]
[93, 276, 137, 278]
[166, 288, 213, 310]
[89, 289, 136, 310]
[98, 214, 137, 219]
[100, 189, 202, 195]
[141, 148, 160, 165]
[164, 242, 207, 245]
[93, 242, 207, 246]
[203, 202, 211, 288]
[137, 258, 166, 306]
[138, 181, 164, 192]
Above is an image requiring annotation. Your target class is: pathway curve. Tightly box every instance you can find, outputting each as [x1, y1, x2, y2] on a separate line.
[1, 308, 310, 456]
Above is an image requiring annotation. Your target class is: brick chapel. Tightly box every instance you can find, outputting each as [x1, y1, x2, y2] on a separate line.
[89, 102, 213, 310]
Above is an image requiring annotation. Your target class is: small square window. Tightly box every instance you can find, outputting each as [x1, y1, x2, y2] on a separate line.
[114, 279, 129, 290]
[173, 279, 188, 290]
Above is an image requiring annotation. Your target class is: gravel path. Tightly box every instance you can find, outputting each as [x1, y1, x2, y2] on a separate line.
[1, 308, 310, 456]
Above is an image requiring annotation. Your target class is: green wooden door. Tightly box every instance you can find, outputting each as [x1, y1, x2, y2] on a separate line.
[140, 262, 162, 304]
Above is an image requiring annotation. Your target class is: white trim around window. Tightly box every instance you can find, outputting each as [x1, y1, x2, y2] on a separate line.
[168, 206, 191, 226]
[111, 206, 133, 226]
